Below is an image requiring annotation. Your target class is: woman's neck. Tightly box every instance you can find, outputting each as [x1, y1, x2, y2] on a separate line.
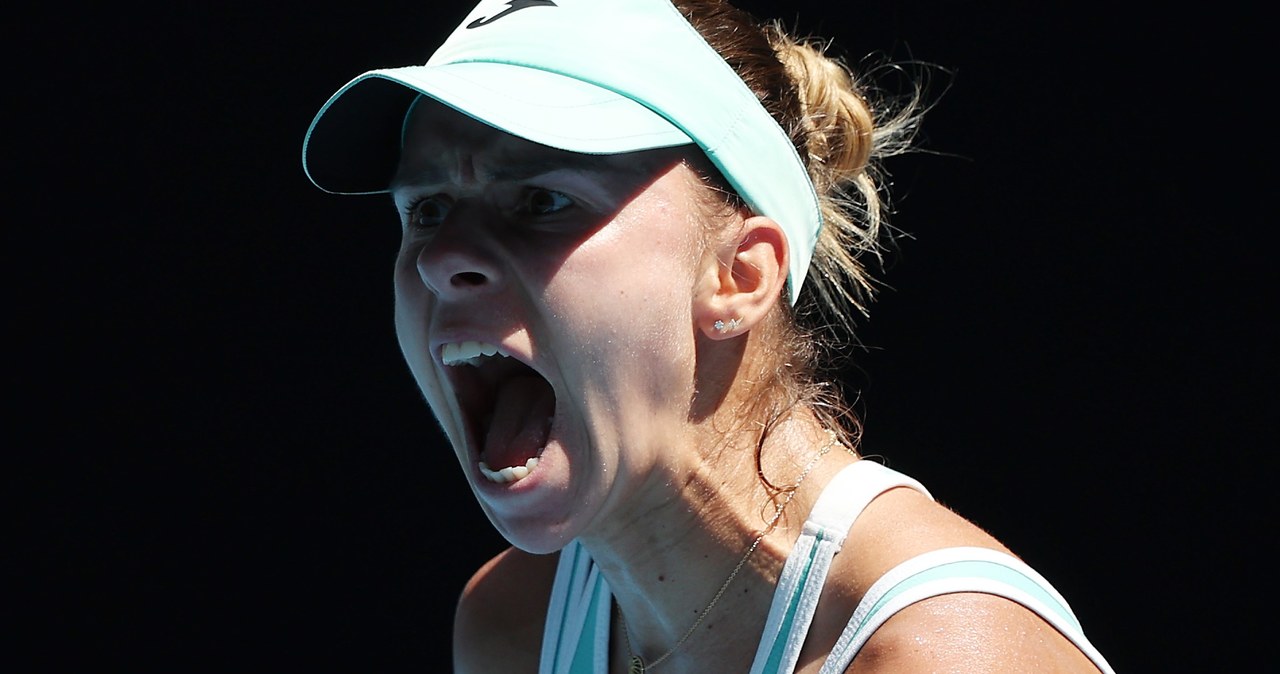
[580, 412, 855, 669]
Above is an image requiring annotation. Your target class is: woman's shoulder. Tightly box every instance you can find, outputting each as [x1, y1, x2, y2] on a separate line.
[803, 484, 1104, 672]
[453, 546, 561, 674]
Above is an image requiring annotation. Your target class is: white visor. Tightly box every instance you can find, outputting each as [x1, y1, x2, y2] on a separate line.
[302, 0, 822, 304]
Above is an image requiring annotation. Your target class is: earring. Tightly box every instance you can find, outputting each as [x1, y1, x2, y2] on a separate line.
[714, 317, 742, 333]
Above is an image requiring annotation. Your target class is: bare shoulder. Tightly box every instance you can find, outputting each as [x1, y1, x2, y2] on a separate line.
[802, 485, 1103, 673]
[453, 546, 561, 674]
[845, 591, 1102, 673]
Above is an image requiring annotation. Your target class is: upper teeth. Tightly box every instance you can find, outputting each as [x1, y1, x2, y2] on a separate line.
[442, 341, 509, 366]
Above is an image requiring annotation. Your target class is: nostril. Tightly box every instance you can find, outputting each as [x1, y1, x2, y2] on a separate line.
[452, 271, 487, 287]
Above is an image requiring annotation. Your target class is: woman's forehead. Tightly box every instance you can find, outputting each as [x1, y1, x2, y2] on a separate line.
[394, 101, 696, 189]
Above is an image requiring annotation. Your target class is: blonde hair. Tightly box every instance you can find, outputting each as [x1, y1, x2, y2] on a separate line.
[675, 0, 928, 469]
[770, 26, 923, 329]
[675, 0, 924, 329]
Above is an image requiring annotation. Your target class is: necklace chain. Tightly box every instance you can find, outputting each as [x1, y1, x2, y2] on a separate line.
[618, 430, 842, 673]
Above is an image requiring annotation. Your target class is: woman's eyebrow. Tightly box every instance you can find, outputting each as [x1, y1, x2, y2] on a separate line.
[392, 145, 669, 191]
[485, 153, 608, 182]
[491, 149, 686, 185]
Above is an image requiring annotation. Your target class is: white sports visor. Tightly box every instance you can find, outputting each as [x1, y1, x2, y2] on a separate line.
[302, 0, 822, 304]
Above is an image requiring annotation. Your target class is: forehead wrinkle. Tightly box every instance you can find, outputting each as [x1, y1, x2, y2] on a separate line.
[391, 140, 587, 191]
[481, 147, 606, 182]
[390, 114, 498, 190]
[392, 124, 691, 192]
[390, 161, 448, 191]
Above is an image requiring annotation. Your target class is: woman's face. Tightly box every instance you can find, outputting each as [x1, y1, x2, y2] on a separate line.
[391, 101, 712, 552]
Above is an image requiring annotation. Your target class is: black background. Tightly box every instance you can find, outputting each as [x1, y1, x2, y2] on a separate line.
[18, 1, 1269, 672]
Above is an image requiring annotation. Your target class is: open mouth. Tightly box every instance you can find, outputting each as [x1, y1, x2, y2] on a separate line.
[441, 341, 555, 484]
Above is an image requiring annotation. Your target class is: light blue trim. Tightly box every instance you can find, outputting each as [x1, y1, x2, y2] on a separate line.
[303, 0, 822, 304]
[762, 531, 825, 671]
[864, 559, 1082, 633]
[569, 570, 603, 674]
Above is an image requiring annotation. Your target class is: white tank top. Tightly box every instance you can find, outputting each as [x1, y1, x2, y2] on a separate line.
[538, 460, 1115, 674]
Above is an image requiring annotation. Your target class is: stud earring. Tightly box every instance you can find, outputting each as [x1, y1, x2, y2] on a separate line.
[714, 317, 742, 333]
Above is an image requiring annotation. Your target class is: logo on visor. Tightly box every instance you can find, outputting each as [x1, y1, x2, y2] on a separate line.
[467, 0, 557, 28]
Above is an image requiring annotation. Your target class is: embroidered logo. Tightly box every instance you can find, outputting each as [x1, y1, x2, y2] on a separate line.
[466, 0, 557, 28]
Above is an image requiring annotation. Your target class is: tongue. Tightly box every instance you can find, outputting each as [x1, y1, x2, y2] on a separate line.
[482, 373, 555, 469]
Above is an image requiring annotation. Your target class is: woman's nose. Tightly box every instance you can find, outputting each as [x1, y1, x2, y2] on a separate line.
[413, 212, 503, 299]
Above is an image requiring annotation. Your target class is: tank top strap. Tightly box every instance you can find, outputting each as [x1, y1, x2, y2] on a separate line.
[817, 547, 1117, 674]
[540, 540, 612, 674]
[749, 460, 932, 674]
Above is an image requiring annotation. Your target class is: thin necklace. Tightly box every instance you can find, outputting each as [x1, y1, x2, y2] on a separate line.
[617, 430, 841, 674]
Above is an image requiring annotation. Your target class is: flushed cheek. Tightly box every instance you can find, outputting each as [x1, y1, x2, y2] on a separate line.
[393, 280, 431, 377]
[545, 293, 695, 452]
[393, 280, 464, 450]
[538, 211, 699, 419]
[394, 248, 437, 358]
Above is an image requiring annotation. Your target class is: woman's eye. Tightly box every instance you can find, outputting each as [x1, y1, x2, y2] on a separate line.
[524, 188, 572, 215]
[406, 195, 452, 229]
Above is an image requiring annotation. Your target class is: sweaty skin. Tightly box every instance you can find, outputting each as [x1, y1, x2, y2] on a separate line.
[392, 99, 711, 555]
[395, 101, 1104, 674]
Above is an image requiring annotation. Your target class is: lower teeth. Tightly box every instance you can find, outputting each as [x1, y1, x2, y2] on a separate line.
[479, 456, 541, 483]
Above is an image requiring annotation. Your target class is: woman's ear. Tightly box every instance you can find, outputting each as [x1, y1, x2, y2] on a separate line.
[694, 215, 789, 339]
